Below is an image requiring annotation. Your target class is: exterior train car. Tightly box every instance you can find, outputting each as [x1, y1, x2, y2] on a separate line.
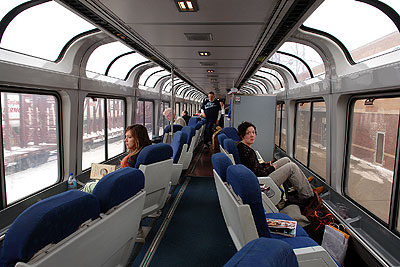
[0, 0, 400, 266]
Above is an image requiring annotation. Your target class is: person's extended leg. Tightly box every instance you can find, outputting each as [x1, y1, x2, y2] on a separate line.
[273, 157, 290, 169]
[204, 120, 214, 145]
[269, 162, 313, 199]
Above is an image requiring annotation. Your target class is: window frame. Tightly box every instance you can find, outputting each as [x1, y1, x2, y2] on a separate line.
[137, 98, 155, 136]
[344, 94, 400, 231]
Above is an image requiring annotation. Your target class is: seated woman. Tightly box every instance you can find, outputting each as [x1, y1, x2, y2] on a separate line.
[236, 121, 314, 201]
[83, 124, 152, 193]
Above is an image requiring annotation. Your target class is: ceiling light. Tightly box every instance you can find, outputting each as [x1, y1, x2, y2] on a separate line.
[175, 0, 198, 12]
[207, 70, 215, 73]
[199, 51, 210, 56]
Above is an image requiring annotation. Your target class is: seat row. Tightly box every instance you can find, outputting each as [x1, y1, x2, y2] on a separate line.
[212, 153, 339, 266]
[0, 167, 146, 267]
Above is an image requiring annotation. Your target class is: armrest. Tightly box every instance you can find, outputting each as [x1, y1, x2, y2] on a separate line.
[294, 246, 339, 267]
[171, 164, 183, 186]
[261, 192, 279, 213]
[257, 177, 281, 206]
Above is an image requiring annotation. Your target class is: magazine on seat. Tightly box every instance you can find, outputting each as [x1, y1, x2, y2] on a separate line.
[90, 163, 116, 179]
[266, 218, 297, 237]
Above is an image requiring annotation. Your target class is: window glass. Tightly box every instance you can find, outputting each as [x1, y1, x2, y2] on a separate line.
[2, 92, 59, 204]
[145, 70, 170, 88]
[86, 42, 132, 76]
[136, 100, 144, 125]
[303, 0, 400, 62]
[295, 102, 311, 165]
[107, 52, 148, 80]
[107, 99, 125, 158]
[269, 53, 311, 82]
[82, 97, 105, 170]
[145, 101, 153, 139]
[259, 68, 284, 89]
[275, 104, 281, 146]
[0, 0, 28, 21]
[278, 42, 325, 78]
[139, 66, 164, 86]
[1, 1, 95, 61]
[309, 102, 327, 179]
[248, 79, 268, 93]
[175, 102, 180, 116]
[347, 98, 399, 223]
[281, 104, 287, 151]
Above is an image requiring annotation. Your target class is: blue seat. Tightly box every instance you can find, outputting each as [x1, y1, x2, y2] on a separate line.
[195, 120, 203, 130]
[224, 238, 298, 267]
[0, 190, 100, 266]
[212, 152, 233, 182]
[188, 116, 201, 128]
[163, 124, 183, 143]
[217, 133, 228, 151]
[170, 131, 188, 185]
[224, 138, 241, 164]
[93, 167, 145, 213]
[221, 127, 240, 142]
[181, 126, 195, 150]
[135, 143, 174, 217]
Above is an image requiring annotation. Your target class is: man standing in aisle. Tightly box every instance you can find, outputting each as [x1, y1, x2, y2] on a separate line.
[201, 91, 221, 147]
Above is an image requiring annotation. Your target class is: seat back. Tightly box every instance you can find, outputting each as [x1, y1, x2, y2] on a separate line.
[221, 127, 240, 142]
[224, 138, 241, 164]
[181, 126, 195, 151]
[188, 116, 201, 128]
[136, 143, 173, 217]
[0, 191, 100, 267]
[224, 238, 299, 267]
[162, 124, 183, 143]
[170, 131, 187, 164]
[217, 133, 228, 152]
[227, 164, 271, 239]
[211, 152, 233, 182]
[93, 167, 145, 213]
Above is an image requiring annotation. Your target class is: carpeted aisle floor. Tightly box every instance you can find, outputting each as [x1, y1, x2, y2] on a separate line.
[149, 176, 237, 267]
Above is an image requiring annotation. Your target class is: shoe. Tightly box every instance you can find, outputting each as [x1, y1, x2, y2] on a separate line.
[307, 176, 314, 182]
[313, 186, 324, 195]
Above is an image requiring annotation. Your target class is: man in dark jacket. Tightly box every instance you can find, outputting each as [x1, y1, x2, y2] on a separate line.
[201, 91, 221, 146]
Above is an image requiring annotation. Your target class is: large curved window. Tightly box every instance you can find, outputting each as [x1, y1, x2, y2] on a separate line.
[145, 70, 170, 88]
[278, 42, 325, 78]
[1, 1, 95, 61]
[269, 53, 310, 82]
[139, 66, 164, 86]
[86, 42, 131, 77]
[107, 52, 148, 80]
[257, 67, 284, 90]
[303, 0, 400, 62]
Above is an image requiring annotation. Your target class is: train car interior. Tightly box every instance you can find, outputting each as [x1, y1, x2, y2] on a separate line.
[0, 0, 400, 266]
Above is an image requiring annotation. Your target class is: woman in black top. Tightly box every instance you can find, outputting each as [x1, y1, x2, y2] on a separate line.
[236, 121, 313, 199]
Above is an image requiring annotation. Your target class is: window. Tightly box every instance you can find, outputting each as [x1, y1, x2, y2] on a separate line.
[82, 97, 125, 170]
[175, 102, 181, 116]
[294, 100, 327, 179]
[275, 103, 282, 146]
[159, 102, 170, 136]
[346, 97, 400, 224]
[1, 92, 60, 204]
[135, 100, 154, 139]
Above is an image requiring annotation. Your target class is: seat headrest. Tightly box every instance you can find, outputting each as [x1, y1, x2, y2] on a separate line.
[93, 167, 145, 213]
[223, 139, 241, 164]
[223, 238, 298, 267]
[217, 133, 228, 149]
[163, 124, 183, 134]
[226, 164, 270, 238]
[221, 127, 240, 142]
[181, 126, 195, 145]
[211, 153, 233, 182]
[171, 131, 187, 164]
[188, 116, 201, 128]
[195, 121, 202, 130]
[0, 191, 99, 266]
[135, 143, 173, 168]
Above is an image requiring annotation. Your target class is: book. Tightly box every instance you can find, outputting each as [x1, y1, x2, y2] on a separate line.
[266, 218, 297, 237]
[90, 163, 116, 179]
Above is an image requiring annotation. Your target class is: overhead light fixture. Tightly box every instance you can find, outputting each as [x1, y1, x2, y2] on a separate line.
[207, 70, 215, 73]
[175, 0, 199, 12]
[199, 51, 210, 56]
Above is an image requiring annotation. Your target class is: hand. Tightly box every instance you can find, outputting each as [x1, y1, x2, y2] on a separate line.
[272, 163, 278, 169]
[216, 120, 219, 125]
[201, 112, 206, 118]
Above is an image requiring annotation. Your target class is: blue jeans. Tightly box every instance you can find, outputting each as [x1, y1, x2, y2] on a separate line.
[204, 120, 215, 144]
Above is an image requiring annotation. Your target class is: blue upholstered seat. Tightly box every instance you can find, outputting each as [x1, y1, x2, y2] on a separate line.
[135, 143, 173, 168]
[188, 116, 201, 128]
[217, 133, 228, 149]
[93, 167, 145, 213]
[195, 121, 203, 130]
[163, 124, 183, 143]
[0, 190, 100, 266]
[221, 127, 240, 142]
[170, 131, 187, 164]
[211, 152, 233, 182]
[224, 138, 241, 164]
[224, 238, 299, 267]
[181, 126, 195, 148]
[226, 164, 318, 248]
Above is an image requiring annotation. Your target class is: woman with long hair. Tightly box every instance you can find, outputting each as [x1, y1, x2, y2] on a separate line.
[121, 124, 152, 168]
